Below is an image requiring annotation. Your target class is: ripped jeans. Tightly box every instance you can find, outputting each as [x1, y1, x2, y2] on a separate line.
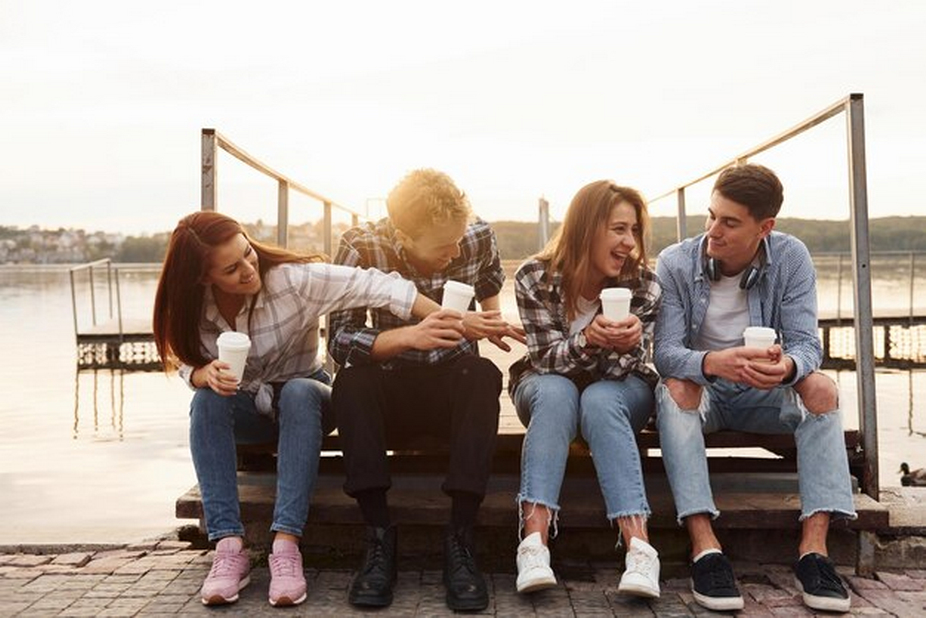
[513, 373, 654, 535]
[655, 378, 857, 524]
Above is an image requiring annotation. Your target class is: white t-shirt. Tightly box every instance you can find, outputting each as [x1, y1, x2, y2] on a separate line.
[570, 295, 600, 335]
[693, 274, 749, 351]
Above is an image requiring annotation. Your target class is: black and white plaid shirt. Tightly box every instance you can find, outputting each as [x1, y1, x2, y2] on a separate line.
[508, 258, 661, 394]
[328, 217, 505, 369]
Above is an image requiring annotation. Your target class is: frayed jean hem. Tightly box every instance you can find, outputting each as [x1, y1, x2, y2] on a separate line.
[517, 495, 561, 540]
[676, 507, 720, 527]
[799, 508, 858, 523]
[606, 508, 651, 522]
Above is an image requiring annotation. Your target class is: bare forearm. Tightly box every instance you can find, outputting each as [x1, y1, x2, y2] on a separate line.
[411, 292, 441, 318]
[369, 326, 416, 361]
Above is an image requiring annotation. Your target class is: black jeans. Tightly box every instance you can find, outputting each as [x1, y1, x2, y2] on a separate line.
[333, 355, 502, 498]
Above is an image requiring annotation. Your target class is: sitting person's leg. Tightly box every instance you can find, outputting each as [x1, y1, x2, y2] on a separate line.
[330, 364, 396, 608]
[512, 373, 579, 593]
[580, 377, 659, 598]
[439, 355, 502, 611]
[190, 388, 273, 605]
[656, 378, 743, 611]
[790, 372, 854, 612]
[267, 373, 333, 607]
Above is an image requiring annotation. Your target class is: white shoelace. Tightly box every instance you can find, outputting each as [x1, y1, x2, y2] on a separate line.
[519, 545, 551, 572]
[625, 546, 657, 579]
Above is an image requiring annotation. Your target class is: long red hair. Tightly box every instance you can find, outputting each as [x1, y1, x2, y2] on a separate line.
[152, 211, 323, 371]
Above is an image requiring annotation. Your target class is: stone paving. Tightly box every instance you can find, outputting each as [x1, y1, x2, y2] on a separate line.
[2, 541, 926, 616]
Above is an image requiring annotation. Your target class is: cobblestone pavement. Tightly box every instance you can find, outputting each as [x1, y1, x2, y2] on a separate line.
[2, 541, 925, 616]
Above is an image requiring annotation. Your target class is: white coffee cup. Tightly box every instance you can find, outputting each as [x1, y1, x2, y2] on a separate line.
[442, 280, 475, 313]
[216, 331, 251, 383]
[743, 326, 777, 358]
[600, 287, 632, 321]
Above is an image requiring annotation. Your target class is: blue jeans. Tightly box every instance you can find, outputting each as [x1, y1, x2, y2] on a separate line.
[513, 373, 654, 523]
[189, 371, 333, 541]
[655, 378, 857, 524]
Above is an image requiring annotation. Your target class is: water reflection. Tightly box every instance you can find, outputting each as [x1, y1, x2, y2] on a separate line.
[72, 369, 125, 441]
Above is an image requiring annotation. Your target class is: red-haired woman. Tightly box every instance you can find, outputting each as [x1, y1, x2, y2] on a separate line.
[153, 211, 458, 607]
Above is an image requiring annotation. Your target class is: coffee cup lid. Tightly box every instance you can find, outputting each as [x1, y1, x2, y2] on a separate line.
[600, 287, 631, 300]
[444, 280, 475, 295]
[217, 331, 251, 347]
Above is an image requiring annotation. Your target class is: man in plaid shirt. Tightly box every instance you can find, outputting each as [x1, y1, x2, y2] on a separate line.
[328, 168, 523, 612]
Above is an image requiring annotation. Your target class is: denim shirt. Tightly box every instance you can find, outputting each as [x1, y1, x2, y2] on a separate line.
[653, 231, 821, 387]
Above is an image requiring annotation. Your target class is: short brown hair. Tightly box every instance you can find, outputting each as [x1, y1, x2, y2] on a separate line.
[713, 163, 783, 220]
[386, 169, 471, 237]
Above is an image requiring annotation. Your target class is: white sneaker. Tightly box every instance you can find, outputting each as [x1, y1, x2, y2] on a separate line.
[618, 537, 660, 598]
[516, 532, 557, 593]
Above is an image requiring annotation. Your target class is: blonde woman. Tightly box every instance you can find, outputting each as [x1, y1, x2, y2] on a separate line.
[509, 181, 662, 597]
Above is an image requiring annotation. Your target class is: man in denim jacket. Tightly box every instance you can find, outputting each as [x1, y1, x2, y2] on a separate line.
[653, 164, 855, 613]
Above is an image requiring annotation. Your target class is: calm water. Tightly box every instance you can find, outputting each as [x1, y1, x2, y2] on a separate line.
[0, 260, 924, 544]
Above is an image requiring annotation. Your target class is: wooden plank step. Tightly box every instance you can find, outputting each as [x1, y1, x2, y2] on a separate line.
[176, 472, 888, 531]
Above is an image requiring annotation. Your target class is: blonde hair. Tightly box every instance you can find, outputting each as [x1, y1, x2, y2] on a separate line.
[386, 169, 472, 237]
[537, 181, 650, 319]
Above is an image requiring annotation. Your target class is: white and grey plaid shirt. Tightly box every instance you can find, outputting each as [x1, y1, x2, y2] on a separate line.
[179, 263, 416, 400]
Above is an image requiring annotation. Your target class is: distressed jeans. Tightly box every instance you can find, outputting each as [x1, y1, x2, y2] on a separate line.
[189, 371, 333, 541]
[655, 378, 857, 524]
[514, 373, 654, 524]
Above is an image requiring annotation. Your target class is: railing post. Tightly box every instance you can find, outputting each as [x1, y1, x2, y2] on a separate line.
[202, 129, 217, 211]
[277, 179, 289, 248]
[538, 197, 550, 250]
[846, 93, 879, 499]
[323, 201, 333, 258]
[909, 251, 916, 325]
[675, 188, 687, 241]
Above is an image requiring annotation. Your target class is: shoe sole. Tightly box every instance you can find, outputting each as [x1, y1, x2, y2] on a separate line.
[692, 585, 744, 611]
[269, 591, 307, 607]
[446, 594, 489, 612]
[618, 582, 660, 598]
[517, 574, 558, 594]
[201, 575, 251, 605]
[793, 577, 851, 612]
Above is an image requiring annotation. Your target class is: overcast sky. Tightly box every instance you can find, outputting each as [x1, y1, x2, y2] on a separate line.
[2, 1, 925, 234]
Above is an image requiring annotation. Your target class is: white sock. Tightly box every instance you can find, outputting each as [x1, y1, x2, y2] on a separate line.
[692, 548, 722, 563]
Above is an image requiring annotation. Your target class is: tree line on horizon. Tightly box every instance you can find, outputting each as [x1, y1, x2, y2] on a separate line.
[2, 216, 924, 264]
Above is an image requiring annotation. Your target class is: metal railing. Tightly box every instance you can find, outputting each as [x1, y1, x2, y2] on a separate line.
[649, 93, 880, 498]
[69, 258, 118, 340]
[201, 128, 366, 254]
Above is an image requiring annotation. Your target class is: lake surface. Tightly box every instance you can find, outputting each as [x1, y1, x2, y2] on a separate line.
[0, 260, 924, 544]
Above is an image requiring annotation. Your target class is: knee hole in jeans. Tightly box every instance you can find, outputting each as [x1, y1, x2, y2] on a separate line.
[666, 378, 702, 411]
[795, 372, 838, 415]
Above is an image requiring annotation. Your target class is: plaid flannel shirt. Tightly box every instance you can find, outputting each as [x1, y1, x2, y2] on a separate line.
[508, 258, 661, 395]
[327, 217, 505, 369]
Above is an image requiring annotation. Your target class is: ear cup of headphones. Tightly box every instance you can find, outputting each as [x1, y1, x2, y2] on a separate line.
[706, 257, 720, 282]
[706, 257, 760, 289]
[739, 266, 760, 290]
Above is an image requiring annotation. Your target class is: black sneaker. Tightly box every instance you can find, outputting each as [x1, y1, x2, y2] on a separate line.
[690, 552, 744, 612]
[794, 553, 851, 612]
[348, 526, 397, 607]
[443, 526, 488, 611]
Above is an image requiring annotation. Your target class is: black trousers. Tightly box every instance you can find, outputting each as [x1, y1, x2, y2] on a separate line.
[332, 355, 502, 499]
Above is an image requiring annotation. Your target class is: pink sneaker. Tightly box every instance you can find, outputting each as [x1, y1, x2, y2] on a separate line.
[268, 538, 307, 606]
[201, 537, 251, 605]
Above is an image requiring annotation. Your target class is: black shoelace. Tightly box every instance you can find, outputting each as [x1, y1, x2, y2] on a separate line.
[447, 534, 477, 578]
